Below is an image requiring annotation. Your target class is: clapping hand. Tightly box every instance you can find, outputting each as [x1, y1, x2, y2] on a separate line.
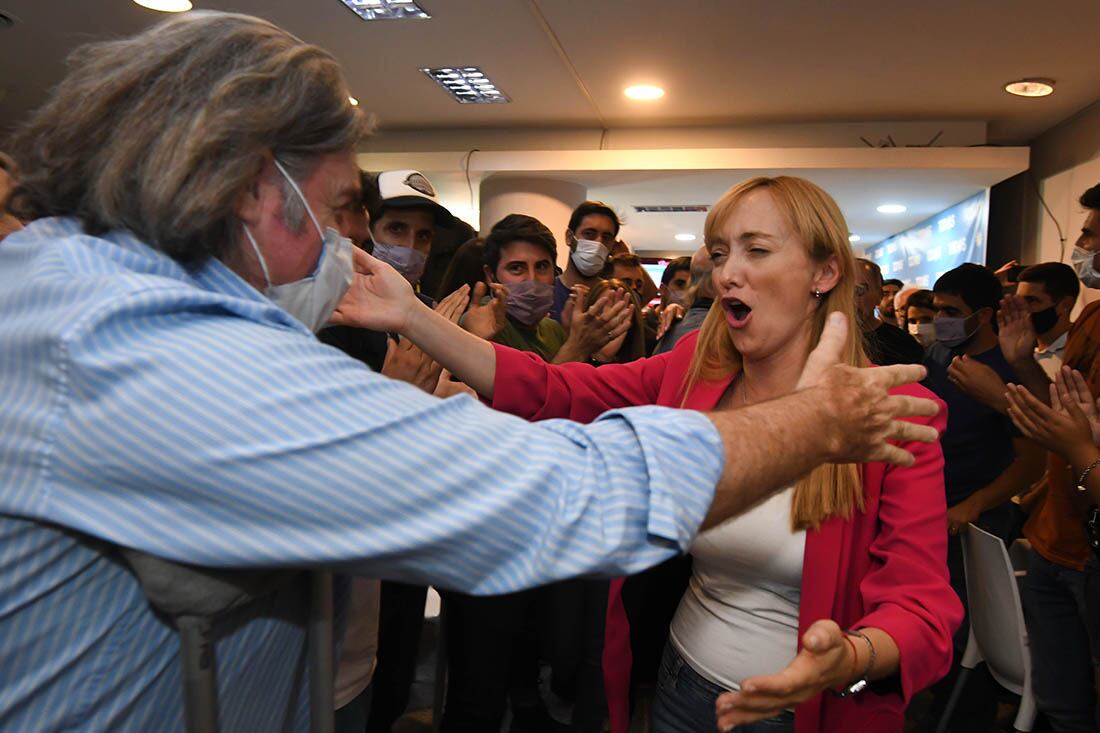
[997, 295, 1038, 365]
[461, 281, 508, 340]
[1006, 367, 1100, 459]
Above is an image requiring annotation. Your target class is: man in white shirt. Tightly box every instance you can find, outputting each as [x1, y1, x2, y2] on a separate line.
[1015, 262, 1079, 379]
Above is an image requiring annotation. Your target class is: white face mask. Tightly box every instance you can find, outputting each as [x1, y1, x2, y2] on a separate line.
[908, 322, 936, 348]
[244, 159, 355, 332]
[1072, 246, 1100, 289]
[571, 237, 609, 277]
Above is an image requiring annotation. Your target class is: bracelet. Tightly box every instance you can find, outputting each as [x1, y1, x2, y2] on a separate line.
[848, 629, 876, 681]
[835, 634, 860, 692]
[1077, 457, 1100, 492]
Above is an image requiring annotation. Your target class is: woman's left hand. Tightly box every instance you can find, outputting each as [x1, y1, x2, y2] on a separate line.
[715, 620, 854, 731]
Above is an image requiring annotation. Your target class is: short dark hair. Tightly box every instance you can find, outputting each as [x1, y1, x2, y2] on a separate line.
[567, 200, 621, 236]
[933, 263, 1002, 313]
[1019, 262, 1080, 303]
[906, 289, 934, 311]
[608, 253, 642, 270]
[883, 278, 903, 290]
[661, 256, 691, 285]
[483, 214, 557, 274]
[1080, 183, 1100, 211]
[856, 258, 883, 287]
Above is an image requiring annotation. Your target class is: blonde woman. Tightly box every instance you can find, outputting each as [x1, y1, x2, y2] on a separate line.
[336, 176, 959, 733]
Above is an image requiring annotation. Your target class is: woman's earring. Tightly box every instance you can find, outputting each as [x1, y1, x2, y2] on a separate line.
[813, 288, 823, 299]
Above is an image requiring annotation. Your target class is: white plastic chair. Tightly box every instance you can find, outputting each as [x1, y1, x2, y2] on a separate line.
[935, 524, 1036, 733]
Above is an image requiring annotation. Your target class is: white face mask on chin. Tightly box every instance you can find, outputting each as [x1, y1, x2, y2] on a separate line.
[244, 159, 355, 333]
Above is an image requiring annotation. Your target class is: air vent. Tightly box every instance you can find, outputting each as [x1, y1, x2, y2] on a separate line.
[633, 205, 710, 213]
[421, 67, 509, 104]
[339, 0, 430, 21]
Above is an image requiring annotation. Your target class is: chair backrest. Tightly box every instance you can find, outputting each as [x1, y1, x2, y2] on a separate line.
[961, 524, 1030, 694]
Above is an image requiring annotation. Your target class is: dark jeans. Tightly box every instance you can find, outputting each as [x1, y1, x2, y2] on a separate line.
[1021, 549, 1097, 733]
[365, 581, 426, 732]
[545, 579, 610, 732]
[1083, 556, 1100, 730]
[335, 683, 373, 733]
[652, 644, 794, 733]
[439, 587, 543, 733]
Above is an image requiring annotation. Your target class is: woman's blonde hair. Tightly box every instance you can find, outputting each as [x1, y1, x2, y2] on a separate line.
[10, 11, 371, 265]
[682, 176, 866, 530]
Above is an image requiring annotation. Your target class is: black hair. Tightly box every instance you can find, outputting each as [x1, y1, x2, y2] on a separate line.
[483, 214, 557, 275]
[567, 200, 621, 236]
[882, 278, 904, 289]
[661, 256, 691, 285]
[1080, 183, 1100, 211]
[906, 289, 934, 311]
[435, 237, 485, 301]
[1018, 262, 1081, 303]
[933, 263, 1002, 313]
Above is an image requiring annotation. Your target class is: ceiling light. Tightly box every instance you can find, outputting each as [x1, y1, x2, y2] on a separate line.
[675, 233, 696, 242]
[877, 204, 907, 214]
[133, 0, 192, 11]
[1005, 78, 1055, 98]
[624, 85, 664, 101]
[848, 234, 861, 243]
[421, 67, 509, 104]
[339, 0, 430, 21]
[348, 96, 359, 106]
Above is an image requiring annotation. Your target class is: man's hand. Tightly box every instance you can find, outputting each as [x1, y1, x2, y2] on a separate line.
[997, 295, 1038, 365]
[715, 620, 854, 729]
[796, 313, 940, 467]
[433, 369, 477, 399]
[994, 259, 1020, 286]
[1006, 374, 1098, 460]
[331, 248, 419, 333]
[381, 336, 443, 394]
[948, 355, 1008, 413]
[555, 288, 634, 363]
[656, 303, 685, 341]
[434, 285, 471, 324]
[461, 281, 507, 341]
[946, 497, 982, 536]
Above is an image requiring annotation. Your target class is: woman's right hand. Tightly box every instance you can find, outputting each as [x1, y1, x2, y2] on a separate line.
[330, 248, 422, 333]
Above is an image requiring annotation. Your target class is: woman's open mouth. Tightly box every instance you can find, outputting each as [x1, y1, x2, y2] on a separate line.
[723, 298, 752, 328]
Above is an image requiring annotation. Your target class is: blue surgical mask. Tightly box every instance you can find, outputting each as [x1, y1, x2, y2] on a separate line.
[244, 159, 354, 332]
[371, 239, 428, 286]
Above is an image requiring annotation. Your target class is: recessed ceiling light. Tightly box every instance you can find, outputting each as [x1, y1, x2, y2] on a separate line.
[339, 0, 431, 21]
[877, 204, 907, 214]
[133, 0, 192, 11]
[421, 67, 509, 104]
[674, 233, 696, 242]
[624, 85, 664, 101]
[348, 96, 359, 106]
[848, 234, 861, 243]
[1005, 78, 1055, 98]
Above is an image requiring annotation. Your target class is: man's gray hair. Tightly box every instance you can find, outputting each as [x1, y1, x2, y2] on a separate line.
[10, 11, 370, 264]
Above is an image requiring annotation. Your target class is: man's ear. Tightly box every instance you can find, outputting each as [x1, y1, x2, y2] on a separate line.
[564, 230, 577, 252]
[1057, 295, 1076, 317]
[235, 153, 275, 227]
[483, 264, 495, 283]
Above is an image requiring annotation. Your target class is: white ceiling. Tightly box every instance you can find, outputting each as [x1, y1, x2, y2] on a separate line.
[1, 0, 1099, 143]
[0, 0, 1084, 252]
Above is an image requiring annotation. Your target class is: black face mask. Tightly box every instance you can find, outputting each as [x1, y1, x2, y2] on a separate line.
[1030, 305, 1059, 335]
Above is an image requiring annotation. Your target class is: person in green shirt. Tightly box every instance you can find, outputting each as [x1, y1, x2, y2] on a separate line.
[474, 213, 634, 363]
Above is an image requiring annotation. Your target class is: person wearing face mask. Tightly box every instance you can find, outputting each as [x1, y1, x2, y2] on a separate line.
[658, 257, 692, 310]
[550, 201, 621, 322]
[1015, 263, 1080, 378]
[904, 290, 936, 349]
[919, 263, 1046, 731]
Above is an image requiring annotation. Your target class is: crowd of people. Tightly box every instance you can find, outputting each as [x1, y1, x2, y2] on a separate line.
[1, 9, 1100, 733]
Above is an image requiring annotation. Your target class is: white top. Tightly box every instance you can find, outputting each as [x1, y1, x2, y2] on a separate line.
[334, 578, 381, 709]
[669, 487, 806, 690]
[1034, 331, 1068, 380]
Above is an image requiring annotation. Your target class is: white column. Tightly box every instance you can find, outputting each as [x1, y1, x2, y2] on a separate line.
[479, 177, 587, 270]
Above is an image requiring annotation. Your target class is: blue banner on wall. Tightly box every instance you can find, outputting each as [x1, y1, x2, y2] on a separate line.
[863, 190, 989, 290]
